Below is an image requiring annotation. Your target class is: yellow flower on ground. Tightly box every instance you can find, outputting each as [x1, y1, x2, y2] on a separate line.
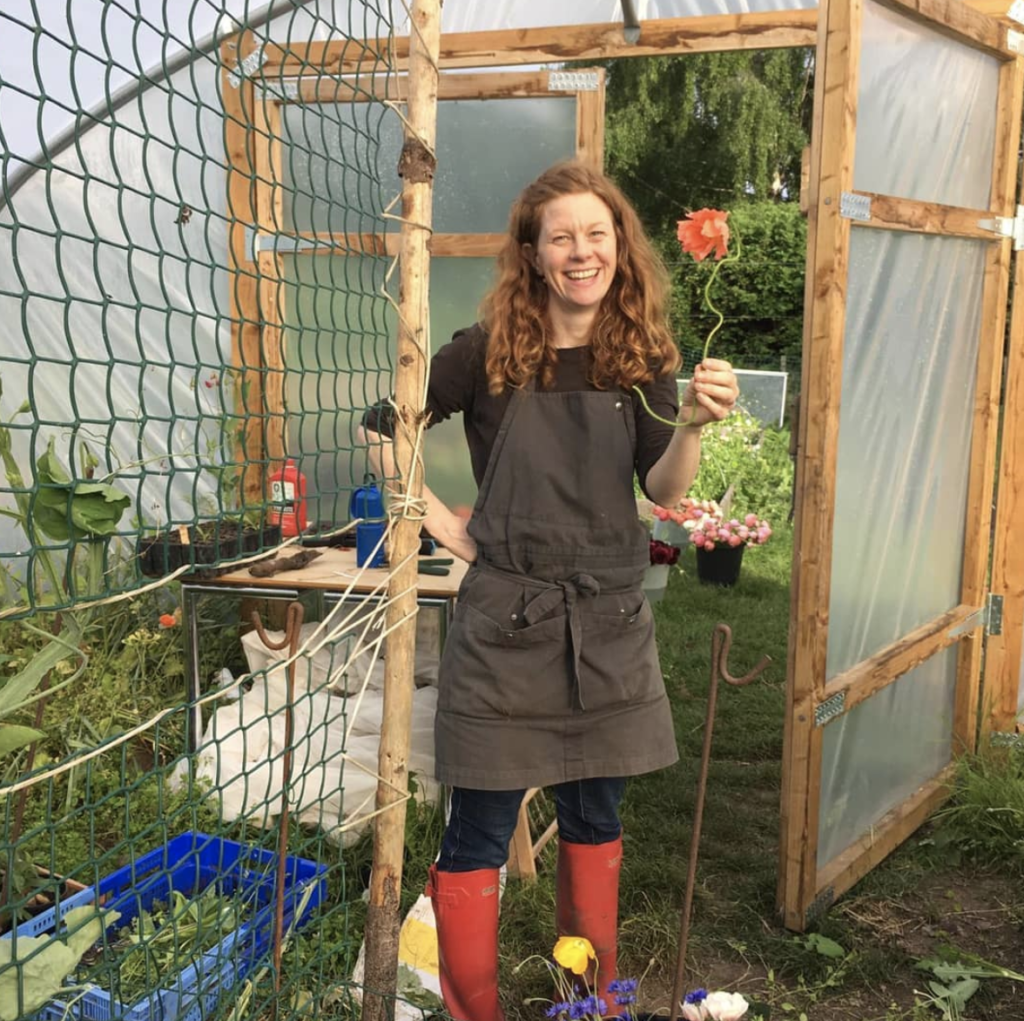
[552, 936, 595, 976]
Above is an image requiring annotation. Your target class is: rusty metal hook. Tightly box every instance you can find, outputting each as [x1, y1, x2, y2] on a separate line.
[668, 623, 771, 1020]
[250, 602, 305, 1016]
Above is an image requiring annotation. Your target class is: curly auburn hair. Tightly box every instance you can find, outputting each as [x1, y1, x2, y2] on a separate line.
[480, 161, 680, 395]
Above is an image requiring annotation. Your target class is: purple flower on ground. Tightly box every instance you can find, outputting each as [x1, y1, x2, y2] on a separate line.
[685, 988, 709, 1005]
[546, 1002, 571, 1018]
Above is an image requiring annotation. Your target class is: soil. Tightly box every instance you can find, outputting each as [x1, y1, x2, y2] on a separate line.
[136, 521, 281, 577]
[636, 865, 1024, 1020]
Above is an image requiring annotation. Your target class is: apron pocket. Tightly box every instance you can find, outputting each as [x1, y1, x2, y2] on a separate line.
[578, 597, 662, 711]
[438, 604, 571, 719]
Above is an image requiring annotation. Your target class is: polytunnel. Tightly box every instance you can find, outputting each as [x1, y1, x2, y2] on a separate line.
[3, 4, 1024, 1017]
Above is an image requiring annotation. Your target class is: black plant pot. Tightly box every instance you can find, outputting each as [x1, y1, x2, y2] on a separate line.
[136, 522, 282, 577]
[695, 542, 745, 587]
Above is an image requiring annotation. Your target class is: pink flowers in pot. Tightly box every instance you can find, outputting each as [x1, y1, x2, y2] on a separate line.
[654, 498, 772, 553]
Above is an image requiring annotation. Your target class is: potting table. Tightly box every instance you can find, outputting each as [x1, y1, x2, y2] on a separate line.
[179, 546, 468, 750]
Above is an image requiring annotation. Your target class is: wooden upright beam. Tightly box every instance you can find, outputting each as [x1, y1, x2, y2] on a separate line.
[953, 53, 1023, 753]
[983, 57, 1024, 739]
[222, 32, 266, 508]
[778, 0, 863, 932]
[261, 11, 818, 76]
[361, 0, 440, 1018]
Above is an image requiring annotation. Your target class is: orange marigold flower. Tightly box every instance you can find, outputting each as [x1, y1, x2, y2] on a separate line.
[677, 208, 730, 262]
[159, 611, 180, 628]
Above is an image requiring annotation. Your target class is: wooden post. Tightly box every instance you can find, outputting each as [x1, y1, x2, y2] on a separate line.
[222, 32, 266, 508]
[361, 1, 441, 1019]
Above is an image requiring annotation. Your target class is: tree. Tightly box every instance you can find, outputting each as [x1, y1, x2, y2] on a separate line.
[590, 51, 814, 375]
[601, 50, 814, 225]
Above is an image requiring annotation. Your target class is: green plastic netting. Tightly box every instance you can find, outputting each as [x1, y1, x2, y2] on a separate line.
[0, 0, 398, 619]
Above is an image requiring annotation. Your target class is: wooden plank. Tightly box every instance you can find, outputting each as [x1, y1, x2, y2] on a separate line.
[279, 70, 570, 104]
[262, 12, 819, 76]
[982, 57, 1024, 739]
[816, 605, 978, 717]
[965, 0, 1014, 19]
[222, 32, 265, 508]
[846, 192, 1004, 240]
[953, 54, 1021, 752]
[877, 0, 1013, 57]
[267, 231, 504, 257]
[576, 68, 606, 170]
[253, 97, 287, 462]
[815, 767, 955, 909]
[779, 0, 862, 932]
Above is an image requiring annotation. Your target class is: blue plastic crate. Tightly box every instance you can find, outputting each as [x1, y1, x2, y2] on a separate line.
[3, 832, 327, 1021]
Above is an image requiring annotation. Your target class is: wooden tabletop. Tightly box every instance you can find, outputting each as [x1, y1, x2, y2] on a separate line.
[197, 545, 468, 598]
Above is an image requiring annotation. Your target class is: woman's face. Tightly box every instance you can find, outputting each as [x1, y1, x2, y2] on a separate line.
[528, 191, 618, 318]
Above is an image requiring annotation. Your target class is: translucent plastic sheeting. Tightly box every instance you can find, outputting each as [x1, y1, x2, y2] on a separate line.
[827, 230, 986, 680]
[284, 98, 577, 235]
[0, 53, 231, 577]
[0, 1, 347, 198]
[0, 2, 392, 607]
[283, 255, 496, 523]
[817, 646, 956, 866]
[854, 0, 1000, 211]
[396, 0, 817, 34]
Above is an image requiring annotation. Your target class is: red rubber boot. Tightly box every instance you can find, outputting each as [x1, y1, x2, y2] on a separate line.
[555, 836, 623, 1009]
[426, 865, 506, 1021]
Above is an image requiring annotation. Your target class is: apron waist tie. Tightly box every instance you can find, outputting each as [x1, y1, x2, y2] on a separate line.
[522, 573, 601, 710]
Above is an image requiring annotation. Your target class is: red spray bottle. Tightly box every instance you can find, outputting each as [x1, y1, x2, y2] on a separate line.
[267, 458, 308, 537]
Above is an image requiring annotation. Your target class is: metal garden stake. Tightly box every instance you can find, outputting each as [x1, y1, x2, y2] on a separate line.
[250, 601, 305, 1015]
[668, 623, 770, 1020]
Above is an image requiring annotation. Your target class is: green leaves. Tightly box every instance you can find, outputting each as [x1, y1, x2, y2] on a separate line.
[32, 440, 130, 542]
[0, 905, 120, 1021]
[0, 723, 46, 756]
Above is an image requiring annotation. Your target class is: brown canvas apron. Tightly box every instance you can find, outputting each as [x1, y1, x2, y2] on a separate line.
[434, 381, 680, 790]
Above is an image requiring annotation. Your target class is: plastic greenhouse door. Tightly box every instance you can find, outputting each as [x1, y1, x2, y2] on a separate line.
[778, 0, 1023, 931]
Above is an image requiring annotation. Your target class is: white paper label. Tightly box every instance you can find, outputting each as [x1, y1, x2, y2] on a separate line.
[271, 480, 295, 502]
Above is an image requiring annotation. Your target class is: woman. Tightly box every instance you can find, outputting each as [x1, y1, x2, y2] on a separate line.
[362, 161, 738, 1020]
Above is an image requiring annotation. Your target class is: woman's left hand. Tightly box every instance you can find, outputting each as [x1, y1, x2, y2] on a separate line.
[681, 357, 739, 427]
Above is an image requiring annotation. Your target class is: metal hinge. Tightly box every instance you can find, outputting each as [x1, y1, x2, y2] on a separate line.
[243, 227, 350, 261]
[228, 45, 268, 88]
[259, 79, 300, 102]
[548, 70, 600, 92]
[947, 593, 1004, 640]
[814, 691, 846, 727]
[839, 191, 871, 222]
[979, 207, 1024, 250]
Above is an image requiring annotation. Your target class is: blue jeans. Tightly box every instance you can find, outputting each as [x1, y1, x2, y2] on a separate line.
[437, 778, 626, 872]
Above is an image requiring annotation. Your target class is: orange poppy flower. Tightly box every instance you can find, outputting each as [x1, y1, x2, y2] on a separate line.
[159, 610, 181, 628]
[677, 208, 730, 262]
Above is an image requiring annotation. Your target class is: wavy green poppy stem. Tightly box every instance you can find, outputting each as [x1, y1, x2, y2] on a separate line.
[633, 227, 743, 429]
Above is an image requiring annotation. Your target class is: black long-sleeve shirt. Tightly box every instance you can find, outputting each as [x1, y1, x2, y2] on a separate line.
[362, 324, 680, 497]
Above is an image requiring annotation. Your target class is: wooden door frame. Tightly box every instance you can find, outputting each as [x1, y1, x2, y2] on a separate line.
[778, 0, 1022, 930]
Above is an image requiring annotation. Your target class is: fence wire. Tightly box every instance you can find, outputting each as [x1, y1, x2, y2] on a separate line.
[0, 0, 398, 618]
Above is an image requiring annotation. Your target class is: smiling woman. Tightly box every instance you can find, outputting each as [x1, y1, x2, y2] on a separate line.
[360, 160, 739, 1021]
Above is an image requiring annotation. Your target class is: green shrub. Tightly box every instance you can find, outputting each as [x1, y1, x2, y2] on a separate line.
[690, 412, 794, 524]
